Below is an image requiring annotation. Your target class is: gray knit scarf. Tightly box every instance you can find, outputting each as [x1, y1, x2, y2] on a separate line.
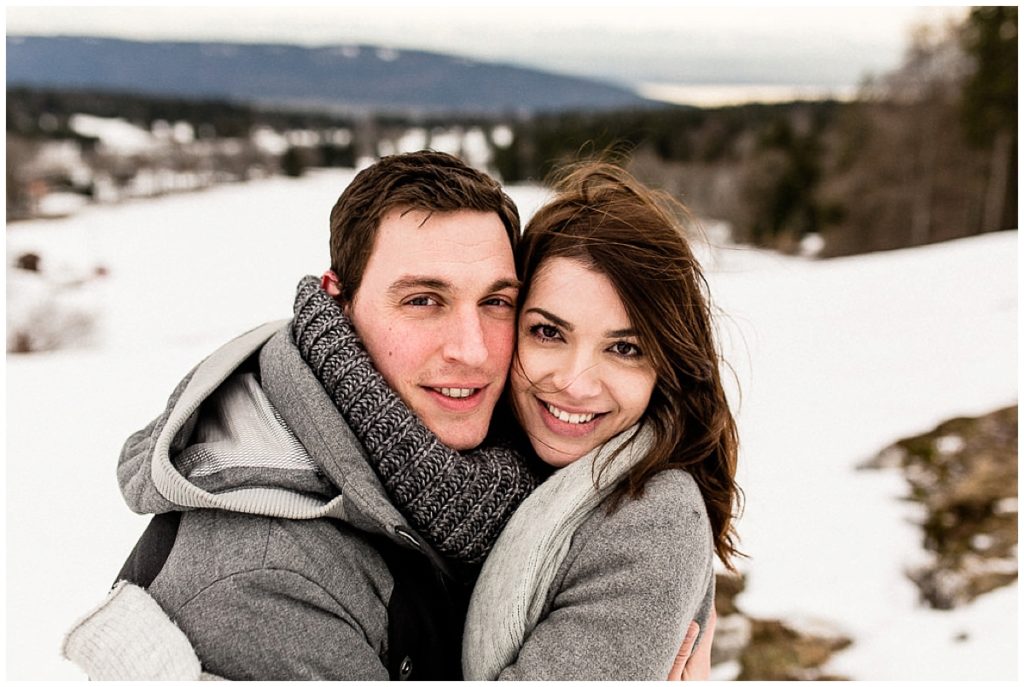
[290, 276, 540, 564]
[462, 424, 654, 679]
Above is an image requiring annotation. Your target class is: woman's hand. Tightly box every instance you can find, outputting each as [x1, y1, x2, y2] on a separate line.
[667, 607, 717, 680]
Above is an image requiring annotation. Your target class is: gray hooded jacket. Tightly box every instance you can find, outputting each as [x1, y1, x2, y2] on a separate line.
[109, 321, 465, 680]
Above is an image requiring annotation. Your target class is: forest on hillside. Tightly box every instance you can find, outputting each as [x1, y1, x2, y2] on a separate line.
[7, 7, 1016, 257]
[491, 6, 1016, 256]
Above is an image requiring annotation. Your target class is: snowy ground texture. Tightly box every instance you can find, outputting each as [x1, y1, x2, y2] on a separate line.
[5, 169, 1018, 680]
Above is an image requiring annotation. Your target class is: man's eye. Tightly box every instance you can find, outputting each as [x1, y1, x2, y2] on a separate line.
[529, 323, 562, 342]
[610, 341, 643, 358]
[405, 295, 439, 307]
[483, 296, 515, 308]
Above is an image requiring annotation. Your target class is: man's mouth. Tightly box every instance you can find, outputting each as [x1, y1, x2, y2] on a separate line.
[424, 385, 489, 412]
[432, 387, 480, 399]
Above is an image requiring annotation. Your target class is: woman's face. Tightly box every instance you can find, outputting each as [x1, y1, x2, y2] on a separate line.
[511, 257, 657, 467]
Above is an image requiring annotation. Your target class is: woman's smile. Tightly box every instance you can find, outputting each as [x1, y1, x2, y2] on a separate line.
[535, 397, 608, 437]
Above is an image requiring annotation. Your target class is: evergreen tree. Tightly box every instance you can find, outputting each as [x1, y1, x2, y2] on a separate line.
[960, 6, 1017, 145]
[960, 6, 1017, 231]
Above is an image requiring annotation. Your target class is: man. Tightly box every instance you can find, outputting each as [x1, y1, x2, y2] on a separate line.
[62, 151, 711, 680]
[65, 151, 535, 680]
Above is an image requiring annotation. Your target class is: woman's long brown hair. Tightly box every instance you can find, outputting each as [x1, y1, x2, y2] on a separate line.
[517, 161, 743, 570]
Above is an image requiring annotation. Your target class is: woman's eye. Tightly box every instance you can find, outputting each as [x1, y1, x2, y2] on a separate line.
[610, 341, 642, 358]
[529, 323, 562, 342]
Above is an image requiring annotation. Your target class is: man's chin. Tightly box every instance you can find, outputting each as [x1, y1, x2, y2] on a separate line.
[436, 431, 487, 451]
[410, 392, 496, 450]
[426, 420, 489, 451]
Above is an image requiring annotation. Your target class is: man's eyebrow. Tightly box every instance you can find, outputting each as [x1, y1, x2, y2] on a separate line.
[487, 278, 522, 293]
[526, 307, 572, 331]
[387, 276, 452, 294]
[387, 276, 520, 296]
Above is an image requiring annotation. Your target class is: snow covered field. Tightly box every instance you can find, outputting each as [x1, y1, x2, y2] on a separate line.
[5, 169, 1017, 680]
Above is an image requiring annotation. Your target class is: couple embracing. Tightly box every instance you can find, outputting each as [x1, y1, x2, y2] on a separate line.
[64, 150, 740, 680]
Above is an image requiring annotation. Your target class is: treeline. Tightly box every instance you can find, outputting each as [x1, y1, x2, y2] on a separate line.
[490, 101, 846, 251]
[7, 87, 264, 139]
[6, 87, 362, 165]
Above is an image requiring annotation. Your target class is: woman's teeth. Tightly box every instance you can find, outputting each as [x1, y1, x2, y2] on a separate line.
[546, 403, 595, 425]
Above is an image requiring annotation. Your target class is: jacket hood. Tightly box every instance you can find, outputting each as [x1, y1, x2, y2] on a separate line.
[117, 321, 417, 542]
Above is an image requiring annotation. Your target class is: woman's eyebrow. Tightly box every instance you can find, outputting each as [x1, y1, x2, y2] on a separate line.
[525, 308, 635, 338]
[525, 307, 572, 331]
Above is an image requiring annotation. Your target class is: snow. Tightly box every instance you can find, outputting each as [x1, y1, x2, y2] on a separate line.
[461, 127, 492, 171]
[68, 113, 158, 155]
[491, 124, 514, 148]
[285, 129, 320, 147]
[4, 168, 1017, 680]
[326, 128, 352, 146]
[251, 125, 289, 155]
[396, 127, 429, 154]
[151, 119, 195, 144]
[426, 128, 463, 156]
[381, 126, 498, 172]
[6, 266, 104, 353]
[705, 235, 1017, 680]
[32, 140, 88, 175]
[637, 82, 860, 108]
[35, 192, 89, 218]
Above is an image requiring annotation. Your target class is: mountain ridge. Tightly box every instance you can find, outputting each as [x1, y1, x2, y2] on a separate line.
[6, 35, 659, 115]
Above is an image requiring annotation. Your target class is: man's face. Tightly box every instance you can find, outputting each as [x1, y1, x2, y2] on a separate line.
[347, 208, 519, 450]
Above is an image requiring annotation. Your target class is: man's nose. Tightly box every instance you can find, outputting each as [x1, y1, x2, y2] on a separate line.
[442, 307, 489, 368]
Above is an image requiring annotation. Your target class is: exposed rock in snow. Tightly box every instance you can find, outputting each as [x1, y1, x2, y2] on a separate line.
[865, 406, 1018, 609]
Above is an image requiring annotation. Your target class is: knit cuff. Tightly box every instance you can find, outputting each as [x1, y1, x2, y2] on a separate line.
[62, 581, 203, 680]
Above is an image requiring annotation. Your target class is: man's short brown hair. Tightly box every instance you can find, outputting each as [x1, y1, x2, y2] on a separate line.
[328, 150, 520, 300]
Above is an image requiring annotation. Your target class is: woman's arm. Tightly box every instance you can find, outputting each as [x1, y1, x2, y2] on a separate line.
[292, 276, 541, 564]
[497, 471, 715, 680]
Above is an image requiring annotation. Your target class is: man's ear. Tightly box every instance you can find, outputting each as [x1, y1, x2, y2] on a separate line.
[321, 270, 353, 315]
[321, 270, 343, 299]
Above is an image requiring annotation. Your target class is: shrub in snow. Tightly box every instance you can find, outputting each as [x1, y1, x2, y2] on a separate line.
[6, 254, 106, 354]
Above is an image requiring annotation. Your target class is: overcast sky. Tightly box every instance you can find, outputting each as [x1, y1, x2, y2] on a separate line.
[6, 3, 970, 89]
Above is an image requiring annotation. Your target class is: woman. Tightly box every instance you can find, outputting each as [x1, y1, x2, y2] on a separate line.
[461, 162, 740, 679]
[307, 160, 739, 678]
